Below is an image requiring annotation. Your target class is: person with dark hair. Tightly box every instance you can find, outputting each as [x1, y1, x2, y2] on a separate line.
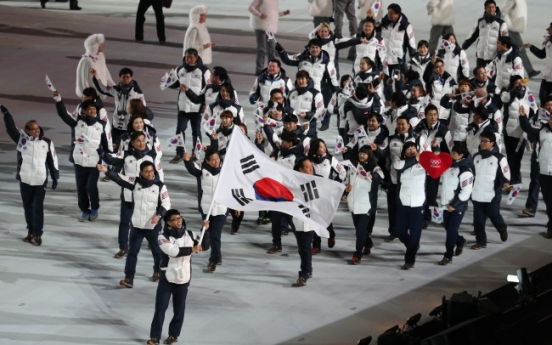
[343, 84, 383, 144]
[147, 210, 209, 345]
[342, 113, 389, 160]
[135, 0, 165, 44]
[519, 100, 552, 238]
[423, 57, 457, 122]
[285, 71, 325, 138]
[308, 139, 346, 253]
[468, 87, 503, 134]
[165, 49, 211, 163]
[407, 84, 429, 119]
[462, 0, 508, 68]
[438, 141, 472, 265]
[53, 92, 112, 222]
[436, 33, 469, 83]
[407, 40, 432, 82]
[354, 18, 385, 75]
[470, 66, 499, 100]
[384, 91, 419, 135]
[394, 68, 423, 100]
[99, 130, 164, 259]
[185, 66, 239, 109]
[275, 39, 339, 129]
[98, 160, 170, 288]
[370, 3, 417, 76]
[427, 0, 455, 52]
[441, 79, 474, 144]
[465, 105, 501, 156]
[524, 23, 552, 102]
[500, 75, 537, 188]
[92, 67, 146, 147]
[2, 105, 59, 246]
[183, 148, 227, 272]
[490, 36, 524, 90]
[201, 83, 245, 127]
[471, 131, 510, 249]
[331, 75, 354, 141]
[345, 145, 384, 264]
[393, 141, 427, 270]
[249, 59, 293, 105]
[354, 57, 383, 100]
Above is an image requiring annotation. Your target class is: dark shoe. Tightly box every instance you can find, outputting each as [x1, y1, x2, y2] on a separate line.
[311, 247, 321, 255]
[319, 124, 329, 131]
[70, 6, 82, 10]
[546, 231, 552, 239]
[89, 209, 98, 222]
[262, 216, 271, 224]
[327, 238, 335, 248]
[292, 277, 307, 287]
[230, 228, 238, 235]
[500, 231, 508, 242]
[120, 277, 133, 288]
[207, 262, 216, 272]
[455, 238, 467, 256]
[267, 245, 281, 254]
[78, 211, 89, 222]
[23, 233, 33, 243]
[159, 41, 166, 45]
[150, 272, 160, 282]
[471, 243, 487, 250]
[30, 236, 42, 246]
[362, 247, 371, 256]
[40, 0, 47, 8]
[384, 235, 397, 242]
[401, 263, 414, 270]
[147, 338, 160, 345]
[169, 154, 182, 164]
[470, 231, 476, 236]
[438, 257, 452, 266]
[101, 175, 110, 182]
[528, 70, 542, 79]
[256, 217, 263, 225]
[163, 336, 178, 344]
[422, 220, 429, 229]
[522, 208, 535, 217]
[114, 249, 128, 259]
[135, 40, 144, 43]
[347, 256, 361, 265]
[281, 230, 288, 236]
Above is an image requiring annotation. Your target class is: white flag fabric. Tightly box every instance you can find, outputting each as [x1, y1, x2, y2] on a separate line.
[212, 126, 345, 237]
[166, 133, 185, 149]
[195, 136, 203, 156]
[507, 184, 523, 205]
[203, 115, 217, 134]
[371, 0, 382, 18]
[431, 206, 445, 224]
[45, 74, 57, 92]
[266, 28, 276, 41]
[160, 69, 178, 90]
[335, 135, 344, 154]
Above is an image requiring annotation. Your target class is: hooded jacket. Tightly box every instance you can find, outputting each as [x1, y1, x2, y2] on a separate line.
[377, 14, 417, 66]
[441, 155, 474, 212]
[437, 43, 470, 82]
[183, 5, 212, 64]
[249, 68, 293, 105]
[76, 33, 115, 98]
[343, 95, 382, 135]
[462, 12, 508, 61]
[169, 56, 212, 113]
[472, 149, 510, 203]
[184, 159, 227, 216]
[287, 79, 325, 137]
[277, 47, 339, 92]
[492, 46, 524, 90]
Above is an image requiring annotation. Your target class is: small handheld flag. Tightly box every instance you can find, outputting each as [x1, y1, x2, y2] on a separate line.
[166, 133, 185, 149]
[335, 135, 344, 154]
[45, 75, 56, 92]
[507, 184, 523, 205]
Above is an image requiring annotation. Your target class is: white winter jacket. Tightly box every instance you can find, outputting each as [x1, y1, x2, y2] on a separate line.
[308, 0, 332, 17]
[427, 0, 455, 26]
[249, 0, 286, 32]
[183, 5, 212, 64]
[501, 0, 527, 33]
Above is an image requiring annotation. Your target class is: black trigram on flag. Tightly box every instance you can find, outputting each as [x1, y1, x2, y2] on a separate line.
[232, 189, 253, 206]
[300, 180, 319, 202]
[240, 155, 259, 174]
[299, 205, 310, 218]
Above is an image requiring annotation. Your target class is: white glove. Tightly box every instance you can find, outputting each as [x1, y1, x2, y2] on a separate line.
[53, 92, 62, 102]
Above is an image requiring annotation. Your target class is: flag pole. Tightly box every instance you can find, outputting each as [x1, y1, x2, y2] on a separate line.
[197, 126, 241, 244]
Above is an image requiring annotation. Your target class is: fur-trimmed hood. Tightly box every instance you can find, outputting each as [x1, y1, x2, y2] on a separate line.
[84, 33, 105, 55]
[189, 5, 207, 25]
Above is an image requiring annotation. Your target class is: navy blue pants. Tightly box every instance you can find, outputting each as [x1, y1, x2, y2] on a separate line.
[312, 223, 335, 249]
[525, 149, 540, 213]
[176, 111, 201, 156]
[539, 80, 552, 106]
[294, 230, 314, 279]
[424, 175, 440, 222]
[125, 226, 162, 279]
[395, 205, 424, 265]
[443, 209, 466, 259]
[352, 213, 375, 259]
[206, 214, 226, 264]
[473, 200, 507, 245]
[118, 199, 133, 250]
[230, 209, 244, 231]
[504, 136, 526, 185]
[540, 175, 552, 232]
[74, 164, 100, 212]
[386, 184, 398, 236]
[149, 273, 188, 340]
[270, 211, 291, 248]
[20, 182, 46, 236]
[320, 84, 334, 126]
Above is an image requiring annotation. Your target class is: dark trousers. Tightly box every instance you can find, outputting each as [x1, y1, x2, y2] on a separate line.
[539, 80, 552, 107]
[540, 175, 552, 232]
[352, 213, 375, 259]
[111, 127, 125, 149]
[119, 199, 133, 250]
[20, 182, 46, 236]
[424, 175, 440, 222]
[206, 214, 226, 264]
[386, 183, 398, 236]
[176, 111, 201, 155]
[320, 84, 334, 125]
[443, 209, 466, 259]
[150, 273, 188, 340]
[294, 231, 314, 279]
[525, 149, 540, 212]
[312, 223, 335, 249]
[74, 164, 100, 212]
[395, 204, 424, 265]
[270, 211, 291, 247]
[472, 200, 507, 245]
[135, 0, 165, 42]
[230, 209, 244, 230]
[504, 135, 526, 185]
[125, 226, 162, 279]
